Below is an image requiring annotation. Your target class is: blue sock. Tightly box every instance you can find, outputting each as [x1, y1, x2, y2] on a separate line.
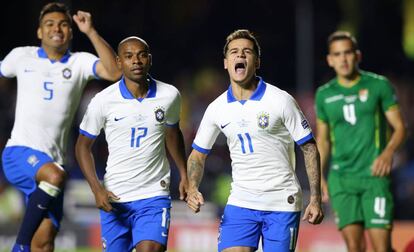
[15, 187, 56, 246]
[11, 244, 30, 252]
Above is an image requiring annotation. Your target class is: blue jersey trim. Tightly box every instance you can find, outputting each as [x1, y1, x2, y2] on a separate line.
[79, 129, 98, 139]
[165, 122, 179, 128]
[227, 76, 266, 103]
[0, 61, 3, 77]
[296, 133, 314, 145]
[92, 59, 100, 79]
[192, 143, 210, 155]
[37, 47, 71, 63]
[119, 76, 157, 100]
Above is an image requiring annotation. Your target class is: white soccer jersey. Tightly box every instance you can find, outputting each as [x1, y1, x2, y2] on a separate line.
[193, 77, 313, 211]
[79, 77, 181, 202]
[0, 46, 99, 164]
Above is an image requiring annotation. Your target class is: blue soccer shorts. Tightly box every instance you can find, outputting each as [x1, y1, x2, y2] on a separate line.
[218, 204, 301, 252]
[100, 195, 171, 251]
[1, 146, 64, 228]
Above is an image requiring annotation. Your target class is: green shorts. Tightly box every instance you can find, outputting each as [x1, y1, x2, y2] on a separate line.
[328, 172, 393, 230]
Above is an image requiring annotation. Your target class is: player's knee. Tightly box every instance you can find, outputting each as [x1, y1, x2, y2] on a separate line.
[39, 181, 61, 197]
[44, 167, 67, 188]
[135, 241, 165, 252]
[31, 238, 54, 252]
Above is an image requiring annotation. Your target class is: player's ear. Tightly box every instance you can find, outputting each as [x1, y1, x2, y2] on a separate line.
[356, 49, 362, 63]
[37, 27, 42, 40]
[116, 56, 122, 69]
[224, 58, 228, 69]
[326, 54, 333, 67]
[256, 57, 260, 69]
[149, 54, 153, 66]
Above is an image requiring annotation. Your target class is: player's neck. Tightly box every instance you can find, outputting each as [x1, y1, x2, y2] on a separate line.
[337, 71, 360, 88]
[125, 78, 149, 98]
[231, 76, 258, 101]
[41, 45, 68, 61]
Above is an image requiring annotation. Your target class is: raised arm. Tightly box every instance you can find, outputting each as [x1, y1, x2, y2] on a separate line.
[73, 11, 121, 81]
[165, 126, 188, 201]
[75, 134, 119, 212]
[300, 140, 324, 225]
[372, 107, 406, 176]
[186, 149, 208, 213]
[316, 119, 331, 202]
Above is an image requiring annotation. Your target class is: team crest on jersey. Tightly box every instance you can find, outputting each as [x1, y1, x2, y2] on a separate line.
[62, 68, 72, 79]
[154, 107, 166, 122]
[257, 111, 270, 129]
[359, 89, 369, 102]
[102, 238, 107, 251]
[27, 155, 40, 167]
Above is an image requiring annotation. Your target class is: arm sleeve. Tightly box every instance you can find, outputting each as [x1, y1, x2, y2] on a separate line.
[315, 89, 328, 122]
[79, 94, 105, 139]
[78, 52, 100, 80]
[283, 94, 314, 145]
[379, 78, 398, 112]
[166, 88, 181, 127]
[0, 48, 24, 78]
[192, 103, 221, 154]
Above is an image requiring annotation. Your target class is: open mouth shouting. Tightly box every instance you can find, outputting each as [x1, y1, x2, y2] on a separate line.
[235, 62, 246, 75]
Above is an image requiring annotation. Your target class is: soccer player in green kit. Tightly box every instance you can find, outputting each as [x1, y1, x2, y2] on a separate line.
[315, 31, 406, 252]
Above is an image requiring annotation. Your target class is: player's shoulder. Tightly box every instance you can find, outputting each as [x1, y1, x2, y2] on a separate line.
[263, 81, 296, 107]
[154, 78, 179, 94]
[7, 46, 39, 58]
[316, 78, 337, 95]
[93, 80, 121, 100]
[360, 70, 390, 85]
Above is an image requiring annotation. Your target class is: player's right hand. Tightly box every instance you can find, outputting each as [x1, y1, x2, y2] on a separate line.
[94, 188, 119, 212]
[321, 177, 329, 203]
[186, 189, 204, 213]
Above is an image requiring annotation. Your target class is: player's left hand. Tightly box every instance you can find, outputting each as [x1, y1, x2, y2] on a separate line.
[302, 201, 324, 225]
[179, 177, 189, 201]
[73, 11, 95, 36]
[372, 149, 393, 177]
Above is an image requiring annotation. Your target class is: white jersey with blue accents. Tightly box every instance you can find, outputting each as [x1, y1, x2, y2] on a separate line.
[193, 77, 313, 211]
[0, 46, 99, 164]
[79, 77, 181, 202]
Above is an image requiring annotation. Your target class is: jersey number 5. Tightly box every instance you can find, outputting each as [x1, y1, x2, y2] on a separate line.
[343, 104, 357, 125]
[43, 81, 53, 100]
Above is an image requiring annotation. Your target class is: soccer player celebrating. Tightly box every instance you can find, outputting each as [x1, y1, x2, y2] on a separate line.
[75, 36, 188, 252]
[315, 31, 406, 252]
[186, 29, 323, 252]
[0, 2, 121, 252]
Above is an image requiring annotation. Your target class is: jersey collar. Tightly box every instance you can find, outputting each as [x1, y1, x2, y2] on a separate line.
[37, 47, 71, 63]
[227, 76, 266, 103]
[119, 75, 157, 101]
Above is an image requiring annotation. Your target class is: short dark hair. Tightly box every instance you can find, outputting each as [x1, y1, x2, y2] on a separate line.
[327, 31, 359, 52]
[39, 2, 72, 25]
[223, 29, 261, 57]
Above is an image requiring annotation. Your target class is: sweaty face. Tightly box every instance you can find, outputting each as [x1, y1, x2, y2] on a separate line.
[224, 38, 259, 87]
[37, 12, 72, 51]
[117, 40, 152, 83]
[327, 39, 360, 79]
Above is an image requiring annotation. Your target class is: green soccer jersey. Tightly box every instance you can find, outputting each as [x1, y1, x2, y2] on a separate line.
[315, 71, 398, 177]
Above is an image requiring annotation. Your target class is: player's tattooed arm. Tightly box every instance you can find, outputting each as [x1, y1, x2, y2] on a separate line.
[187, 151, 206, 189]
[186, 150, 207, 212]
[300, 141, 322, 202]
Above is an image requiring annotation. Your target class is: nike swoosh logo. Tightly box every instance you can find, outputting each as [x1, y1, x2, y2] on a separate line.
[24, 69, 35, 73]
[37, 204, 47, 210]
[114, 116, 126, 121]
[161, 232, 168, 237]
[220, 122, 231, 129]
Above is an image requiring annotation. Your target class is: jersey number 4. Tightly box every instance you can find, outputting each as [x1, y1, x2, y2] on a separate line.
[343, 104, 357, 125]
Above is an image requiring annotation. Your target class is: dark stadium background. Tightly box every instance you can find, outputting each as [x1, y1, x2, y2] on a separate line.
[0, 1, 413, 251]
